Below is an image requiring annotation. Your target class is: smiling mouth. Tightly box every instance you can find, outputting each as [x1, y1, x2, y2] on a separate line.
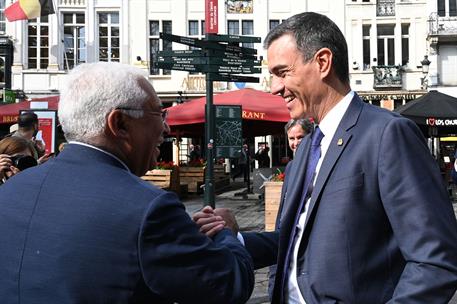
[284, 95, 295, 103]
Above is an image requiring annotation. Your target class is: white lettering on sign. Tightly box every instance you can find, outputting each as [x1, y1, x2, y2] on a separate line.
[426, 118, 457, 126]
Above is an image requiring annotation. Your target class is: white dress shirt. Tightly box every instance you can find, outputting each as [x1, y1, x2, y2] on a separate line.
[287, 91, 354, 303]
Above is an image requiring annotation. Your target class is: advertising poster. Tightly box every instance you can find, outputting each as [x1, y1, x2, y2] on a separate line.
[20, 110, 57, 155]
[226, 0, 253, 14]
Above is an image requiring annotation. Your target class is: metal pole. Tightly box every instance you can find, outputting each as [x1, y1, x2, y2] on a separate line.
[204, 74, 215, 208]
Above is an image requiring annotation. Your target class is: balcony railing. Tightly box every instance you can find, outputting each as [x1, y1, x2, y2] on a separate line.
[428, 12, 457, 36]
[372, 65, 403, 89]
[377, 0, 395, 17]
[59, 0, 86, 6]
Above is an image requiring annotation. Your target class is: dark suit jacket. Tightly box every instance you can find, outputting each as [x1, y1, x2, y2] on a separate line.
[0, 144, 254, 304]
[244, 94, 457, 303]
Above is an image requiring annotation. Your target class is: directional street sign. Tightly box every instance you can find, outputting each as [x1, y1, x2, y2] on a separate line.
[207, 73, 259, 83]
[154, 62, 261, 74]
[158, 56, 260, 67]
[158, 49, 257, 60]
[160, 33, 257, 55]
[206, 33, 261, 43]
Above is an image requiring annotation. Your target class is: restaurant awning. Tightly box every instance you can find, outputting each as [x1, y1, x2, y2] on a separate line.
[0, 96, 59, 124]
[166, 88, 290, 137]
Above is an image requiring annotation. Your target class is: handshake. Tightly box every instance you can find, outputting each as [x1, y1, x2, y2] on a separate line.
[192, 206, 239, 237]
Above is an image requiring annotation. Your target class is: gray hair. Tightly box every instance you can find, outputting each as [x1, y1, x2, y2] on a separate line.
[284, 118, 313, 135]
[58, 62, 150, 142]
[264, 12, 349, 84]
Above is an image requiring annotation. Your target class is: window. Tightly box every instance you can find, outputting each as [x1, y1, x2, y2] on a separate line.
[149, 20, 172, 75]
[451, 0, 457, 16]
[188, 20, 205, 48]
[28, 16, 50, 69]
[242, 20, 253, 48]
[227, 20, 239, 35]
[377, 25, 395, 65]
[188, 20, 205, 74]
[0, 1, 5, 34]
[438, 0, 446, 16]
[63, 13, 86, 69]
[362, 25, 371, 70]
[269, 19, 280, 31]
[401, 24, 409, 66]
[227, 19, 254, 48]
[98, 12, 119, 62]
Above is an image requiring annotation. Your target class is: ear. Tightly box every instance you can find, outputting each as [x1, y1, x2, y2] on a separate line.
[314, 48, 333, 79]
[105, 110, 131, 140]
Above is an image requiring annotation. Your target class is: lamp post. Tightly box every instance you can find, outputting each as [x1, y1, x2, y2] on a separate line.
[420, 55, 431, 90]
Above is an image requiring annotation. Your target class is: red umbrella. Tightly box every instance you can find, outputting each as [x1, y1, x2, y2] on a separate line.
[166, 88, 290, 137]
[0, 96, 60, 124]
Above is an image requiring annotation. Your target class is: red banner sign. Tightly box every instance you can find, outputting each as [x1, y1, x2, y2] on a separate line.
[205, 0, 218, 34]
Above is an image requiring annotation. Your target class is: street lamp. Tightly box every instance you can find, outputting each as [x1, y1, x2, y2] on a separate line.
[420, 55, 431, 90]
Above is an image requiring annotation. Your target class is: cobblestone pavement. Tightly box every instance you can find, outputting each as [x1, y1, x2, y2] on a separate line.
[183, 182, 457, 304]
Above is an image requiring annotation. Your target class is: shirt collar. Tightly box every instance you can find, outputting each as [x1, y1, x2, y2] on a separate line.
[68, 141, 131, 173]
[318, 90, 354, 139]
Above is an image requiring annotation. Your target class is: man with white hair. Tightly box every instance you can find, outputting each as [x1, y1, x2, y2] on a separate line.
[0, 62, 254, 303]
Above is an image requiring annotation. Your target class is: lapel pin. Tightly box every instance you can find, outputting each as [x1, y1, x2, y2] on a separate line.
[337, 138, 343, 146]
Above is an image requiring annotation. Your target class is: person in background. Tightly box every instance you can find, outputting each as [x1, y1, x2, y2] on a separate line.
[0, 62, 254, 303]
[254, 143, 270, 168]
[196, 11, 457, 303]
[285, 118, 313, 154]
[12, 111, 45, 159]
[188, 144, 201, 162]
[0, 136, 38, 184]
[232, 143, 249, 182]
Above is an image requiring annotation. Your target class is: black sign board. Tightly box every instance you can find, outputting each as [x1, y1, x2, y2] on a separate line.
[207, 73, 259, 83]
[154, 62, 261, 74]
[158, 56, 260, 67]
[215, 105, 243, 158]
[161, 33, 257, 55]
[206, 33, 261, 43]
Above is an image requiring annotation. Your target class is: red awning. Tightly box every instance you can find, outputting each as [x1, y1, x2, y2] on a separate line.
[166, 88, 290, 137]
[0, 96, 59, 124]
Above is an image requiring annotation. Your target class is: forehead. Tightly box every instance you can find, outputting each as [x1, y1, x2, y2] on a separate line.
[267, 35, 300, 70]
[288, 125, 305, 136]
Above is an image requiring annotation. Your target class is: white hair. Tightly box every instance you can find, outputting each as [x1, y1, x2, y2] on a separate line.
[58, 62, 151, 142]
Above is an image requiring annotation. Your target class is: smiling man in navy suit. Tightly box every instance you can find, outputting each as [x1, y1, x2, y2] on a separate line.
[195, 12, 457, 303]
[0, 62, 254, 304]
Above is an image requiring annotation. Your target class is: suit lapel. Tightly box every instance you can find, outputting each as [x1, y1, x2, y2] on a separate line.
[281, 134, 312, 231]
[304, 95, 364, 227]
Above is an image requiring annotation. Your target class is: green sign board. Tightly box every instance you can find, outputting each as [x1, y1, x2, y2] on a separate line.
[215, 105, 243, 158]
[2, 89, 16, 104]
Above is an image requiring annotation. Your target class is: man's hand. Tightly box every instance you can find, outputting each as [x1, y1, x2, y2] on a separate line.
[192, 206, 226, 237]
[214, 208, 239, 235]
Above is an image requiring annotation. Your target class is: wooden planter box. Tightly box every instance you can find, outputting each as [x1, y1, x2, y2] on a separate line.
[179, 167, 205, 193]
[142, 168, 180, 194]
[179, 164, 230, 193]
[264, 181, 283, 232]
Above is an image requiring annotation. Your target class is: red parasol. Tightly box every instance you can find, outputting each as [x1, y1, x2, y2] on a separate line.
[0, 96, 60, 124]
[166, 88, 290, 137]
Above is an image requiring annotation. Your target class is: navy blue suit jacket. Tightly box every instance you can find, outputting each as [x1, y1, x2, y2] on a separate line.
[0, 144, 254, 303]
[243, 95, 457, 303]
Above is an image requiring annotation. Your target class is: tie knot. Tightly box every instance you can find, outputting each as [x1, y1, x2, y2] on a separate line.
[311, 126, 324, 146]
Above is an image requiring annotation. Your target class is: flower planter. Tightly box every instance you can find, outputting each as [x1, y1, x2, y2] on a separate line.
[142, 168, 180, 194]
[264, 181, 283, 232]
[179, 164, 229, 193]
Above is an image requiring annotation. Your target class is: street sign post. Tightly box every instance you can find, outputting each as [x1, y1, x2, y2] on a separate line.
[155, 31, 261, 207]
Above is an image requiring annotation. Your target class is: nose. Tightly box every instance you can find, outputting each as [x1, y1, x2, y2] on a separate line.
[270, 75, 284, 96]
